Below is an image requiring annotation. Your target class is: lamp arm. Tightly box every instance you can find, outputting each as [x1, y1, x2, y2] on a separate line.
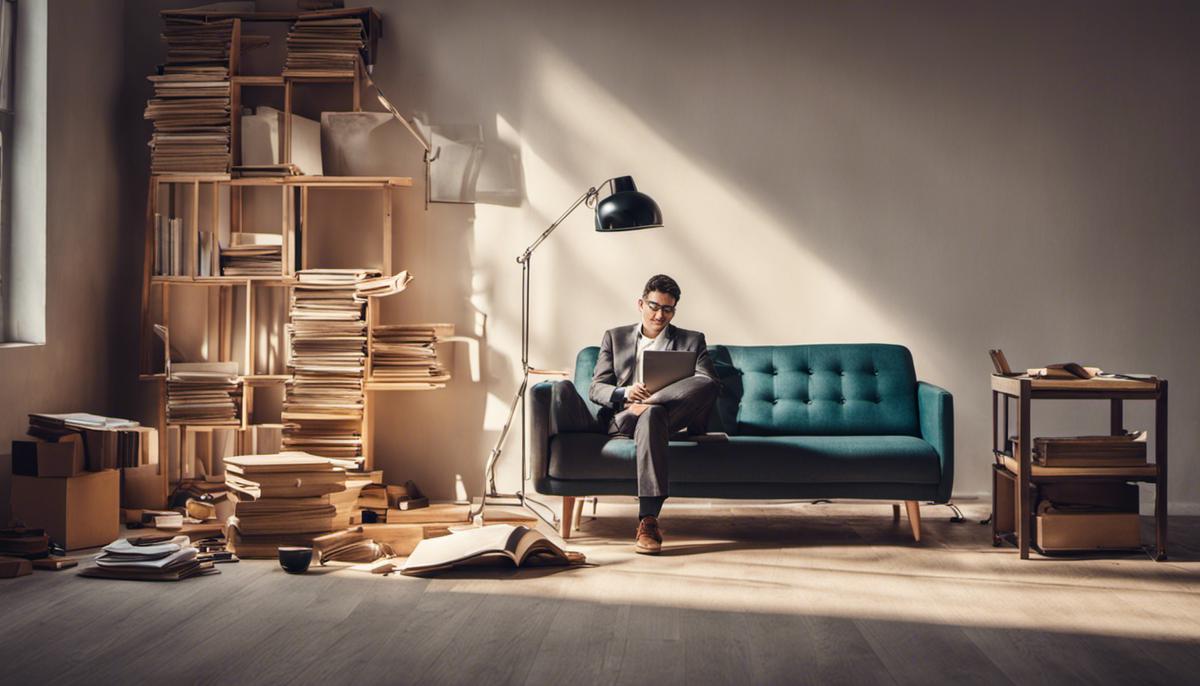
[517, 179, 613, 263]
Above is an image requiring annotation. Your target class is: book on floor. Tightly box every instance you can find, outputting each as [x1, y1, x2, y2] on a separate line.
[400, 524, 585, 576]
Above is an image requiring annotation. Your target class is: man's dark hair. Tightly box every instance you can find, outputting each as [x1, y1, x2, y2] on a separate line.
[643, 274, 681, 302]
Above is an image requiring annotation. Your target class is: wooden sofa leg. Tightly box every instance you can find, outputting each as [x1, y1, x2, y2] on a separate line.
[572, 497, 585, 531]
[560, 497, 576, 539]
[904, 500, 921, 542]
[892, 504, 901, 522]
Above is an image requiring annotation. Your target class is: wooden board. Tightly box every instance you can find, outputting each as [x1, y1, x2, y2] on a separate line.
[1001, 455, 1157, 479]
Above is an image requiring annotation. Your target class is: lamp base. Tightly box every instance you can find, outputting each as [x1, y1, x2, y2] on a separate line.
[471, 491, 558, 529]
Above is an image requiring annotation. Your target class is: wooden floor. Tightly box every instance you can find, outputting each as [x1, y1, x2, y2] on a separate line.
[2, 501, 1199, 685]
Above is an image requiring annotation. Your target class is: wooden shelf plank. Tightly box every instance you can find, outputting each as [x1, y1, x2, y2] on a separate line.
[231, 75, 285, 86]
[992, 373, 1159, 396]
[284, 72, 357, 82]
[226, 176, 413, 188]
[152, 174, 412, 189]
[152, 174, 231, 183]
[161, 7, 379, 22]
[364, 381, 449, 392]
[198, 276, 297, 284]
[153, 275, 297, 285]
[1000, 455, 1158, 481]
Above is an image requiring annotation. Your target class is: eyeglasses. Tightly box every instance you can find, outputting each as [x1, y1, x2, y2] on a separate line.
[642, 300, 676, 315]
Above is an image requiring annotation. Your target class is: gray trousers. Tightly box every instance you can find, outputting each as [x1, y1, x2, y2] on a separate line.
[550, 376, 719, 498]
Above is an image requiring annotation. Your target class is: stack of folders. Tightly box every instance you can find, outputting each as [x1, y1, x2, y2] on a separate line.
[283, 16, 366, 78]
[144, 17, 234, 174]
[167, 361, 241, 425]
[80, 535, 217, 581]
[221, 233, 283, 276]
[283, 270, 379, 462]
[223, 453, 361, 558]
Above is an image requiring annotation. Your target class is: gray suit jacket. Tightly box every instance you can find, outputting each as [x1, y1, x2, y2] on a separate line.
[588, 323, 718, 414]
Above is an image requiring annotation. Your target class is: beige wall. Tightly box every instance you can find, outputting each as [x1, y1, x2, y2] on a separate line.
[109, 1, 1200, 511]
[1, 0, 127, 519]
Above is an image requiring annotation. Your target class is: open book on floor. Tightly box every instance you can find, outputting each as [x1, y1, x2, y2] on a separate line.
[400, 524, 586, 576]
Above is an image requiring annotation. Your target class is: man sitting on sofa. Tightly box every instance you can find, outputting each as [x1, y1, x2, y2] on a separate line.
[551, 274, 719, 554]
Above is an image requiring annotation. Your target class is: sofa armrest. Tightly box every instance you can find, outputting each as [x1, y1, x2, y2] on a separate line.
[918, 381, 954, 503]
[530, 381, 554, 490]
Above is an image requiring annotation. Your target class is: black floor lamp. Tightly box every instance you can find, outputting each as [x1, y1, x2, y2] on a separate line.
[471, 176, 663, 526]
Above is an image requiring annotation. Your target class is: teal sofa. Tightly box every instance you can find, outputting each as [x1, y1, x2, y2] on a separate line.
[530, 343, 953, 541]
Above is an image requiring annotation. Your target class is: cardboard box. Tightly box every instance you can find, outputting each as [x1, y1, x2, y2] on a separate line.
[10, 470, 119, 550]
[1037, 512, 1142, 552]
[12, 437, 84, 477]
[122, 463, 167, 510]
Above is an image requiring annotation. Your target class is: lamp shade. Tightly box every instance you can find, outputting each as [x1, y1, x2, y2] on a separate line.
[594, 176, 663, 232]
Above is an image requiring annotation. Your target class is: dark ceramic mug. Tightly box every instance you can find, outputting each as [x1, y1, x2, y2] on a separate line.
[278, 546, 313, 574]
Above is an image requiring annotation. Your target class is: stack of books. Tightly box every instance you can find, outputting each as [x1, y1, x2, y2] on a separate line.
[283, 270, 379, 462]
[1033, 432, 1148, 467]
[80, 535, 217, 581]
[0, 528, 50, 560]
[370, 324, 452, 383]
[283, 16, 366, 78]
[152, 214, 186, 276]
[144, 17, 234, 175]
[220, 233, 283, 276]
[223, 453, 362, 558]
[26, 413, 156, 471]
[167, 361, 241, 425]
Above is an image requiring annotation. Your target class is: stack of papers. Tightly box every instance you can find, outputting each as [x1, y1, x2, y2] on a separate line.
[284, 16, 366, 78]
[284, 271, 377, 461]
[80, 535, 217, 581]
[144, 18, 234, 175]
[168, 361, 241, 425]
[370, 324, 452, 383]
[221, 233, 283, 276]
[29, 413, 138, 431]
[354, 271, 413, 301]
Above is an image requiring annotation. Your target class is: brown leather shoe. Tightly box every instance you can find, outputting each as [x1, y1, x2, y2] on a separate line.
[635, 516, 662, 555]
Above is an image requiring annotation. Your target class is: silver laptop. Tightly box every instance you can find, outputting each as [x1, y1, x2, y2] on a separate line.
[643, 350, 698, 394]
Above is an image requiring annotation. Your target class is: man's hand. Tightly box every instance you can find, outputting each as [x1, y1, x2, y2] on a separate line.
[625, 383, 651, 403]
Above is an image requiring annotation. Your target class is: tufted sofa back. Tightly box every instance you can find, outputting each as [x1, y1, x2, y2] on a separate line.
[574, 343, 919, 437]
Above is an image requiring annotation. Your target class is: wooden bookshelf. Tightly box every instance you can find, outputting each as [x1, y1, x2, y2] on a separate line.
[990, 374, 1169, 561]
[139, 7, 450, 486]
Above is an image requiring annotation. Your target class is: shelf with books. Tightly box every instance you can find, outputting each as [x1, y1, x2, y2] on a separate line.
[140, 6, 445, 483]
[364, 381, 449, 392]
[364, 316, 454, 389]
[231, 75, 285, 86]
[226, 176, 413, 188]
[989, 373, 1169, 561]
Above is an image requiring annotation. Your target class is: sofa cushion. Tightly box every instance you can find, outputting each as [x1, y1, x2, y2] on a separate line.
[548, 434, 941, 485]
[574, 343, 920, 437]
[711, 344, 919, 436]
